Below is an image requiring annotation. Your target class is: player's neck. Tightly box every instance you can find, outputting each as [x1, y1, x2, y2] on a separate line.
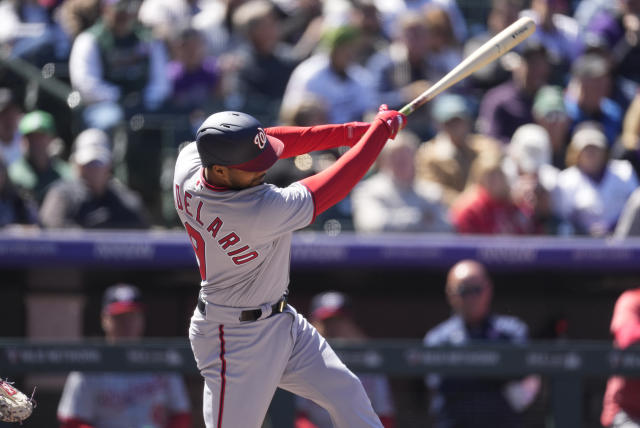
[204, 167, 227, 187]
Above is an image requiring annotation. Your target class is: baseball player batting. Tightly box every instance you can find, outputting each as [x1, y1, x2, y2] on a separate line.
[174, 105, 404, 427]
[174, 16, 534, 427]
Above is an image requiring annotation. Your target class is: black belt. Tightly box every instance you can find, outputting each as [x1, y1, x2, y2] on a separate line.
[197, 293, 288, 322]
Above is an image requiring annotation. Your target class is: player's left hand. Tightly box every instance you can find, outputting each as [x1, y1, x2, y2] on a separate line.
[374, 104, 406, 140]
[0, 379, 36, 423]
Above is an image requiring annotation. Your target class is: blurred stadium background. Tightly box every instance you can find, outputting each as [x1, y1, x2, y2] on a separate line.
[1, 0, 640, 427]
[2, 230, 640, 427]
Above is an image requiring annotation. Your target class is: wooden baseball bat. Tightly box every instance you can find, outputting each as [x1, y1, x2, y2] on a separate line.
[399, 17, 536, 116]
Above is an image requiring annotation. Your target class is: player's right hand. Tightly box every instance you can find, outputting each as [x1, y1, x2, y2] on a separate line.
[374, 104, 406, 140]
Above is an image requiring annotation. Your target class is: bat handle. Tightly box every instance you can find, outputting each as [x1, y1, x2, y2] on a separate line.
[399, 105, 413, 116]
[398, 86, 438, 117]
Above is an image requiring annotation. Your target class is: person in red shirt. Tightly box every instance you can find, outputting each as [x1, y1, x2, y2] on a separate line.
[601, 288, 640, 427]
[450, 153, 534, 234]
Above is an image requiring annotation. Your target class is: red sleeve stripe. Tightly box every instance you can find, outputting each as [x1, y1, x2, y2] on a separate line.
[218, 324, 226, 428]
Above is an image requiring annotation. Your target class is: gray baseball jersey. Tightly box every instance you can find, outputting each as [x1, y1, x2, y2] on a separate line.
[174, 141, 383, 428]
[174, 142, 314, 307]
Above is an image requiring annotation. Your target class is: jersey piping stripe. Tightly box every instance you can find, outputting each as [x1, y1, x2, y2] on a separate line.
[218, 324, 226, 428]
[200, 168, 231, 192]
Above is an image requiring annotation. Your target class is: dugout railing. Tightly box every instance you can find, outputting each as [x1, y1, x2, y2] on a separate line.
[1, 338, 639, 427]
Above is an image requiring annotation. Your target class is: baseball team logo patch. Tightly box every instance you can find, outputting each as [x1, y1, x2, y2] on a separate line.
[0, 382, 17, 397]
[254, 128, 266, 150]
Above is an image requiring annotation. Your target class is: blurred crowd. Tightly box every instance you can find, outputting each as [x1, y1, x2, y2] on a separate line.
[0, 0, 640, 236]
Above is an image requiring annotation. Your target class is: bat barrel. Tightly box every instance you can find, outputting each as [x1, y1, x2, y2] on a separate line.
[399, 17, 536, 117]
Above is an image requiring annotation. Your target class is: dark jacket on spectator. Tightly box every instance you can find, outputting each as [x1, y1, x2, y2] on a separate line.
[477, 80, 535, 144]
[39, 178, 149, 229]
[424, 313, 528, 428]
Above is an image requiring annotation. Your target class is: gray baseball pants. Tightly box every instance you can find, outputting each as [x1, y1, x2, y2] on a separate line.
[189, 303, 382, 428]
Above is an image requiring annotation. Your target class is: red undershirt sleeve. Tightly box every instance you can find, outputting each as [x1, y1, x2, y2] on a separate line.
[299, 118, 391, 222]
[266, 122, 370, 158]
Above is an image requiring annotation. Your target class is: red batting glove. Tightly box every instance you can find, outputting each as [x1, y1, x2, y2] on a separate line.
[374, 104, 406, 140]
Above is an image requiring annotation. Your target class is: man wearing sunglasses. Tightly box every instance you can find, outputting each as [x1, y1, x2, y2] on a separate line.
[423, 259, 540, 428]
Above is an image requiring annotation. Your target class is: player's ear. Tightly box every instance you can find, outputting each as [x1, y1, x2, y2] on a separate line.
[205, 165, 232, 186]
[210, 165, 228, 178]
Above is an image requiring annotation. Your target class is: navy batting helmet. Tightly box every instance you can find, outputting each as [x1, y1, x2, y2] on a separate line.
[196, 111, 284, 171]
